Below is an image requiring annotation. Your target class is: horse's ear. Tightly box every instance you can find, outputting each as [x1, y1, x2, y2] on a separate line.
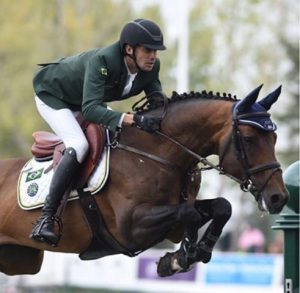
[258, 85, 282, 110]
[237, 84, 263, 112]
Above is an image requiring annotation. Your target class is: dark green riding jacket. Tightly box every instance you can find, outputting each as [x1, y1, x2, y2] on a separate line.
[33, 42, 162, 132]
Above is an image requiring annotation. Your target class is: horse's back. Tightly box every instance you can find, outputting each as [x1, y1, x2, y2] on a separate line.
[0, 158, 27, 191]
[0, 157, 28, 225]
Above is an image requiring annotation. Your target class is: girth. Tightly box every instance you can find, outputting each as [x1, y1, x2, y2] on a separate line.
[78, 189, 136, 260]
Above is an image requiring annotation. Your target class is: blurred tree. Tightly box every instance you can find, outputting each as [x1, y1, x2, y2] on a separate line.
[275, 36, 299, 165]
[0, 0, 134, 158]
[273, 1, 299, 165]
[188, 1, 216, 90]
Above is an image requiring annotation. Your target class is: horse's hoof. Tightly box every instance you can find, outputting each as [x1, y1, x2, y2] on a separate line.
[176, 251, 190, 270]
[157, 252, 177, 277]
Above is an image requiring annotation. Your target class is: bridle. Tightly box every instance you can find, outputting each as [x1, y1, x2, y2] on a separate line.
[217, 103, 281, 201]
[113, 95, 282, 203]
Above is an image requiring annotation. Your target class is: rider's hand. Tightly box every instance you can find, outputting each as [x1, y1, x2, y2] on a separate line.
[122, 113, 135, 126]
[132, 114, 161, 133]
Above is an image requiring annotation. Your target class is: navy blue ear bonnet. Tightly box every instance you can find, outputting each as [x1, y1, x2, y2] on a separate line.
[233, 84, 280, 132]
[233, 101, 277, 132]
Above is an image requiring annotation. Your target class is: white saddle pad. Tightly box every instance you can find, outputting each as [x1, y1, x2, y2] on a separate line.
[17, 146, 110, 210]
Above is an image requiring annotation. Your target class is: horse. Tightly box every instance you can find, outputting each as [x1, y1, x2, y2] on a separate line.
[0, 84, 288, 276]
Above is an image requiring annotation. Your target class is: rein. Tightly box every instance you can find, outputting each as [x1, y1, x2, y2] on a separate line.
[114, 142, 179, 171]
[156, 131, 244, 184]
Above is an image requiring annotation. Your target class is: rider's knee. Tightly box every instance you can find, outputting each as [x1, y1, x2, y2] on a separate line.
[214, 197, 232, 220]
[71, 139, 89, 163]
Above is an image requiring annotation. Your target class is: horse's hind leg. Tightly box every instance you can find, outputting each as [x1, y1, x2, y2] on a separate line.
[0, 244, 44, 275]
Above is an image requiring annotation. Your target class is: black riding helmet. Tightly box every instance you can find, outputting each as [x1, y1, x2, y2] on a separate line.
[120, 19, 166, 51]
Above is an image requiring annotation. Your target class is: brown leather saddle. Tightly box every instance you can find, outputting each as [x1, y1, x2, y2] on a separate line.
[31, 120, 106, 189]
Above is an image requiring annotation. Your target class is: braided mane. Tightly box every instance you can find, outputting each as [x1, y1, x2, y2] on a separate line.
[133, 90, 238, 114]
[169, 90, 238, 104]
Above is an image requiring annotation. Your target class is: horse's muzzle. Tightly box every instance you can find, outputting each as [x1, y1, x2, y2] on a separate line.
[262, 192, 289, 214]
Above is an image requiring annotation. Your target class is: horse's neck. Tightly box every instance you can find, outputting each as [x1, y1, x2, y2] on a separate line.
[162, 100, 232, 166]
[119, 99, 232, 173]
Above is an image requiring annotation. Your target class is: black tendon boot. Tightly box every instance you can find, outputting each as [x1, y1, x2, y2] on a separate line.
[30, 148, 80, 246]
[195, 227, 221, 263]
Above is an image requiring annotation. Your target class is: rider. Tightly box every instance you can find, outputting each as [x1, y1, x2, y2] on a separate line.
[30, 19, 166, 246]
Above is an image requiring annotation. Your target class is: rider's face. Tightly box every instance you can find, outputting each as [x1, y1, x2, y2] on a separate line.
[125, 45, 157, 72]
[135, 46, 157, 71]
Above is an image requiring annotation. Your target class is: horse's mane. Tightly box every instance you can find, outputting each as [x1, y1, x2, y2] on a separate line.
[169, 90, 238, 104]
[133, 90, 239, 114]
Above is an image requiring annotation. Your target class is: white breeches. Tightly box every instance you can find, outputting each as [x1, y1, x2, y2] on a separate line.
[35, 96, 89, 163]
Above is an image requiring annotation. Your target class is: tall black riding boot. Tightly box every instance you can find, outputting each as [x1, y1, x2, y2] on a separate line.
[30, 147, 80, 246]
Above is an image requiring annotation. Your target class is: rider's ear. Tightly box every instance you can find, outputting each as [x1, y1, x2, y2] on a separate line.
[258, 85, 282, 110]
[125, 44, 134, 55]
[237, 84, 263, 113]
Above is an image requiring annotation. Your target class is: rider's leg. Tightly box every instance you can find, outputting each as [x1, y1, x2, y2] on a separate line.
[30, 148, 80, 245]
[30, 97, 89, 246]
[33, 96, 89, 163]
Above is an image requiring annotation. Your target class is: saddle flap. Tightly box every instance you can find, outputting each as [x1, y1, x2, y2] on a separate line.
[75, 123, 105, 188]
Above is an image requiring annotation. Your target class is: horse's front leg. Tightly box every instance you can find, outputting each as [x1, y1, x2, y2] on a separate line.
[193, 197, 232, 263]
[157, 219, 203, 277]
[157, 197, 232, 277]
[129, 202, 202, 277]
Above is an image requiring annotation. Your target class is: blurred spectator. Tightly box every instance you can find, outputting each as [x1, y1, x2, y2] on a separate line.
[237, 224, 266, 252]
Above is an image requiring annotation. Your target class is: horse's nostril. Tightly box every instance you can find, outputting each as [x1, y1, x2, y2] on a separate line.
[271, 194, 280, 204]
[267, 193, 288, 213]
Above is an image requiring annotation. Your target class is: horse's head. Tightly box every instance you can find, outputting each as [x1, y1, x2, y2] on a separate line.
[219, 85, 289, 214]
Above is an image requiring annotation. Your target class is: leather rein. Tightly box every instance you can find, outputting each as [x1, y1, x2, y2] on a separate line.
[111, 95, 281, 202]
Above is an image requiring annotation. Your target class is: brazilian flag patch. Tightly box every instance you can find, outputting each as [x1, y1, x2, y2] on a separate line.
[100, 67, 108, 76]
[26, 168, 44, 182]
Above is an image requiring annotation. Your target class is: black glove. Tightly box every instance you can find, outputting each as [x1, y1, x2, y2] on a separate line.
[133, 114, 161, 133]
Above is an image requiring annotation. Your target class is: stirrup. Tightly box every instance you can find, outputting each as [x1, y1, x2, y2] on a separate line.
[30, 215, 63, 247]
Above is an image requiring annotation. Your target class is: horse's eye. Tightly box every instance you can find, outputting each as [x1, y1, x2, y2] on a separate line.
[243, 136, 255, 144]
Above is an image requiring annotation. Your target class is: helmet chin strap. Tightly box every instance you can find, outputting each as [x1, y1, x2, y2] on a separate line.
[125, 47, 143, 72]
